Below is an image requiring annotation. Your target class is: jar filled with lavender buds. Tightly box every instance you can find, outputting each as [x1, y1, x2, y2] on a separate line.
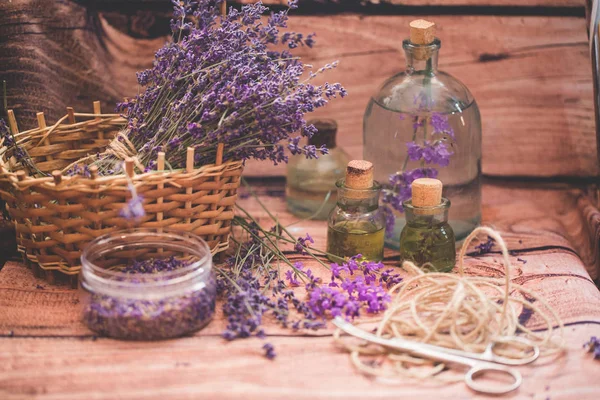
[80, 229, 216, 340]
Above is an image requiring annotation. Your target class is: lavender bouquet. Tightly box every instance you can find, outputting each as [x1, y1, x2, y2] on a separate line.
[94, 0, 345, 173]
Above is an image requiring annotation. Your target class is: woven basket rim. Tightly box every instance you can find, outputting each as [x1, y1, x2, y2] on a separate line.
[0, 110, 244, 188]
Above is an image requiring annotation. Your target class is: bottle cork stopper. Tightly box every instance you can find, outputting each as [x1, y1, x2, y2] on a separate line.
[409, 19, 436, 45]
[345, 160, 373, 190]
[411, 178, 442, 207]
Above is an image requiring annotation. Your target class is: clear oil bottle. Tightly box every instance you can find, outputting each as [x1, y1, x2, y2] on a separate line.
[286, 119, 349, 220]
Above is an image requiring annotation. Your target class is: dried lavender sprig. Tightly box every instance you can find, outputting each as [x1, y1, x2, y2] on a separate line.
[584, 336, 600, 360]
[218, 178, 401, 358]
[96, 0, 346, 175]
[239, 178, 330, 268]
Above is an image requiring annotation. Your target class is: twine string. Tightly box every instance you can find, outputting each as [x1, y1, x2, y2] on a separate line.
[334, 226, 565, 381]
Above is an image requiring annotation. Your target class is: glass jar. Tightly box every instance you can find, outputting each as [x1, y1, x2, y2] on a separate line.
[363, 33, 482, 248]
[399, 198, 456, 272]
[286, 119, 350, 220]
[80, 229, 216, 340]
[326, 179, 386, 262]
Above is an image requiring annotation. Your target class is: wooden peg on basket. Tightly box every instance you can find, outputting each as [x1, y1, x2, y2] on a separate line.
[186, 147, 195, 173]
[209, 143, 225, 246]
[67, 107, 76, 124]
[52, 171, 62, 186]
[157, 152, 166, 235]
[185, 147, 195, 224]
[93, 101, 104, 140]
[216, 143, 224, 166]
[16, 170, 26, 182]
[6, 110, 19, 135]
[125, 157, 134, 178]
[37, 112, 54, 161]
[93, 101, 102, 119]
[89, 165, 98, 180]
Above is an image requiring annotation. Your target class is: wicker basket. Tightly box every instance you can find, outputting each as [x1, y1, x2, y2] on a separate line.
[0, 102, 243, 282]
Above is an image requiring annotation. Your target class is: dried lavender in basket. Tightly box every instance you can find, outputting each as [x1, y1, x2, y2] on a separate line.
[86, 0, 346, 173]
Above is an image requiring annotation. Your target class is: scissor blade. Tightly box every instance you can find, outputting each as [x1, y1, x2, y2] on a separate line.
[332, 317, 428, 354]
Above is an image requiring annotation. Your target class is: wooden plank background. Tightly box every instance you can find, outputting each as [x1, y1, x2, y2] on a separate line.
[0, 0, 597, 179]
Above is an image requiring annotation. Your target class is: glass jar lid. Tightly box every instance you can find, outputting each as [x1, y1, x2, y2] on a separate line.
[80, 228, 213, 300]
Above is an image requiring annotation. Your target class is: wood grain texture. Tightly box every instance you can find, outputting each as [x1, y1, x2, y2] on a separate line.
[0, 2, 596, 178]
[238, 0, 585, 8]
[1, 181, 600, 399]
[1, 327, 600, 400]
[243, 14, 597, 178]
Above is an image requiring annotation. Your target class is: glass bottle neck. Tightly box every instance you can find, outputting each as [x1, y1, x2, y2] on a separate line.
[403, 39, 440, 75]
[336, 180, 381, 211]
[403, 198, 450, 225]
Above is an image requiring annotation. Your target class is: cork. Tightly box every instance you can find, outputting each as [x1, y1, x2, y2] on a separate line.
[345, 160, 373, 190]
[409, 19, 436, 45]
[411, 178, 442, 208]
[409, 19, 436, 61]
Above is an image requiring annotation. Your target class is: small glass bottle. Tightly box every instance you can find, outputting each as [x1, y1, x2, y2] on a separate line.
[363, 19, 482, 247]
[327, 160, 385, 262]
[286, 119, 350, 220]
[399, 178, 456, 272]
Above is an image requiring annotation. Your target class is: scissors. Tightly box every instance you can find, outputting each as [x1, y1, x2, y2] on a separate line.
[333, 317, 540, 395]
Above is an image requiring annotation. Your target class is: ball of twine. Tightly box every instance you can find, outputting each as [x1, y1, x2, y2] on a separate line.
[334, 226, 565, 381]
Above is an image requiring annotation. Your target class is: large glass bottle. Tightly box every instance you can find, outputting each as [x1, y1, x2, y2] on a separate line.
[363, 20, 482, 248]
[287, 119, 349, 220]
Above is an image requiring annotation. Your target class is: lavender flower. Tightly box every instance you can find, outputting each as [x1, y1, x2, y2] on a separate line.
[383, 168, 438, 214]
[406, 141, 423, 161]
[263, 342, 276, 359]
[405, 141, 453, 167]
[0, 118, 37, 174]
[584, 336, 600, 360]
[105, 1, 345, 172]
[475, 236, 495, 255]
[284, 262, 304, 286]
[306, 256, 399, 320]
[430, 112, 455, 139]
[120, 183, 146, 220]
[382, 110, 454, 235]
[294, 233, 314, 254]
[66, 164, 92, 178]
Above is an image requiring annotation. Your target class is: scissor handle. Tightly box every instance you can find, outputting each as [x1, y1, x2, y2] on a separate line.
[485, 336, 540, 366]
[465, 364, 522, 395]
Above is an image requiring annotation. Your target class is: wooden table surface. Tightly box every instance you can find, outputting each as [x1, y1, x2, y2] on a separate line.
[1, 179, 600, 400]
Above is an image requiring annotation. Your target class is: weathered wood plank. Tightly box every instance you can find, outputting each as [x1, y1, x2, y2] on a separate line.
[238, 0, 585, 8]
[244, 14, 596, 178]
[1, 325, 599, 400]
[0, 2, 595, 178]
